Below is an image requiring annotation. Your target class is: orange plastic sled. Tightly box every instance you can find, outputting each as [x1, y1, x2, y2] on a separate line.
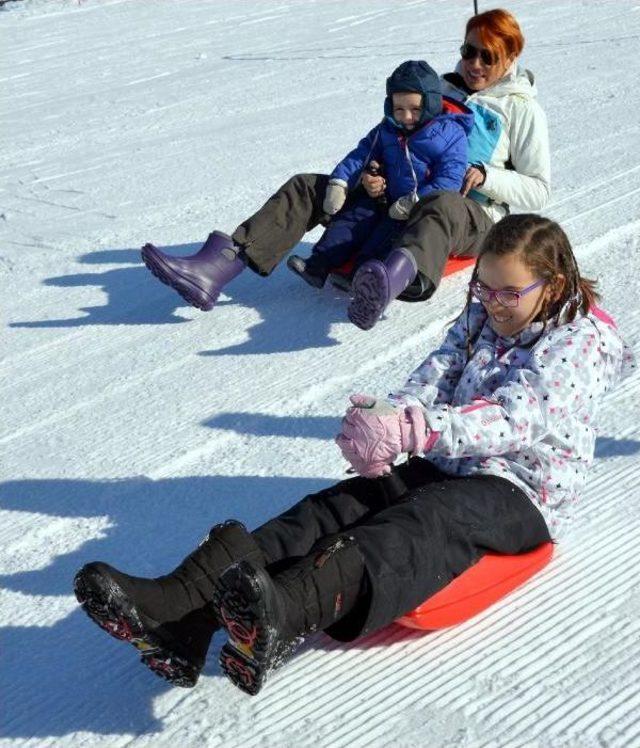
[396, 542, 554, 631]
[442, 254, 475, 276]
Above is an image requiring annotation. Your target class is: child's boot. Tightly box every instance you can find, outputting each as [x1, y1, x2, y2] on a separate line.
[141, 231, 245, 311]
[398, 271, 436, 302]
[74, 521, 265, 687]
[286, 253, 330, 289]
[347, 248, 418, 330]
[214, 535, 365, 696]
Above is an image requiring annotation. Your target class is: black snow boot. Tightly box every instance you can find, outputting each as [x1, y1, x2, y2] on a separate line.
[74, 520, 265, 687]
[397, 271, 436, 302]
[214, 535, 366, 696]
[286, 253, 330, 288]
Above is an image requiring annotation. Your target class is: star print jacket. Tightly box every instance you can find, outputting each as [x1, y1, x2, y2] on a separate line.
[388, 302, 635, 537]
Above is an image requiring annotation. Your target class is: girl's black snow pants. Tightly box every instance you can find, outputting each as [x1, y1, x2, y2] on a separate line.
[252, 457, 551, 641]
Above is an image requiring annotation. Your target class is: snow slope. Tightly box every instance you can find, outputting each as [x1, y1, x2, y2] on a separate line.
[1, 0, 639, 745]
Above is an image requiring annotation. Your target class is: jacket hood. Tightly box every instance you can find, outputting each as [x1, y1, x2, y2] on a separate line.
[384, 59, 443, 129]
[587, 307, 636, 385]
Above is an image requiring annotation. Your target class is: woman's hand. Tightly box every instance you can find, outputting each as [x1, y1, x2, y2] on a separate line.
[362, 171, 386, 198]
[461, 164, 486, 197]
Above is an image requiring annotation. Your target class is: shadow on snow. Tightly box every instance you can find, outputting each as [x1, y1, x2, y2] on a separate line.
[9, 241, 352, 355]
[204, 411, 339, 441]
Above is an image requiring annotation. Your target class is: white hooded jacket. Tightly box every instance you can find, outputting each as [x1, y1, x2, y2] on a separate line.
[389, 303, 635, 537]
[442, 63, 551, 222]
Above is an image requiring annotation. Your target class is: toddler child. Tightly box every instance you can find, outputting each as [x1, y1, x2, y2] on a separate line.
[287, 59, 473, 295]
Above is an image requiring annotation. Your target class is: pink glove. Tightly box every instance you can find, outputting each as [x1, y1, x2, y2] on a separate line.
[335, 394, 431, 478]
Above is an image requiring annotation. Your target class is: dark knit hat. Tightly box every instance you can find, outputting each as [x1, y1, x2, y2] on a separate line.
[384, 60, 442, 128]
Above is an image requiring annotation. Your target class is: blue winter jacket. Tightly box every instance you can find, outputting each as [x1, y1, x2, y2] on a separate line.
[330, 96, 474, 203]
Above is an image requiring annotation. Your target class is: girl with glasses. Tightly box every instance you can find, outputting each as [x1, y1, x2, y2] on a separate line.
[139, 9, 551, 331]
[75, 215, 633, 696]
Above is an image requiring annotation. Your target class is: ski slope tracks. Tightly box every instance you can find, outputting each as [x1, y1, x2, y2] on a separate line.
[1, 1, 639, 746]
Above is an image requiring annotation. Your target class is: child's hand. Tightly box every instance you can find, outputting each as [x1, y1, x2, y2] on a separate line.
[388, 193, 419, 220]
[335, 394, 431, 478]
[323, 179, 348, 215]
[362, 172, 386, 198]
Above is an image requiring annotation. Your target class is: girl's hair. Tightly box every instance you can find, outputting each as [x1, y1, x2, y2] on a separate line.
[465, 214, 599, 353]
[466, 8, 525, 68]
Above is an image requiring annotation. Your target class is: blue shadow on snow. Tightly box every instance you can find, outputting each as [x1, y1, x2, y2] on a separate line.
[204, 416, 640, 462]
[10, 246, 191, 327]
[204, 411, 339, 441]
[593, 436, 640, 458]
[197, 241, 351, 356]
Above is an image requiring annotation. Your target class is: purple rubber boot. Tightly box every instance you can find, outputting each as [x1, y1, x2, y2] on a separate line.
[347, 248, 417, 330]
[141, 231, 246, 311]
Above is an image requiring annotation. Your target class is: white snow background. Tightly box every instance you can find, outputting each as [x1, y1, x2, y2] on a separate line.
[1, 0, 640, 746]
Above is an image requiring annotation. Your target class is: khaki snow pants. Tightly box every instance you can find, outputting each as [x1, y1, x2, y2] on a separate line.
[231, 173, 495, 289]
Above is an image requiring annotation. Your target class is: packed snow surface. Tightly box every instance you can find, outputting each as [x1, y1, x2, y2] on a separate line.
[1, 0, 639, 746]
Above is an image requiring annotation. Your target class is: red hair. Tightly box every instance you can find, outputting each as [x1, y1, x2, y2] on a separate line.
[466, 8, 525, 67]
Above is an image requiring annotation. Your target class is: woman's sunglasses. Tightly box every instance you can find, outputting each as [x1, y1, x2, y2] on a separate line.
[460, 42, 497, 67]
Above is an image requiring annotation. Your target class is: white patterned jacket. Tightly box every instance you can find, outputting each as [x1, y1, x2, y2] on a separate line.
[389, 303, 635, 536]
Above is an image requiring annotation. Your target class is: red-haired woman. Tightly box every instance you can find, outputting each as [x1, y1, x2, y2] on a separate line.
[141, 9, 551, 331]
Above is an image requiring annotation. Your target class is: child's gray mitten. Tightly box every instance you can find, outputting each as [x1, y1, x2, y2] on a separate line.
[388, 193, 419, 221]
[323, 178, 348, 216]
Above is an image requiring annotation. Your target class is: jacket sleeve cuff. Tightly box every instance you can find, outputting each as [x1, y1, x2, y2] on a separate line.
[478, 163, 496, 196]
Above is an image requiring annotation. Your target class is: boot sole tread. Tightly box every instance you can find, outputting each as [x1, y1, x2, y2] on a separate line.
[348, 265, 390, 330]
[213, 563, 281, 696]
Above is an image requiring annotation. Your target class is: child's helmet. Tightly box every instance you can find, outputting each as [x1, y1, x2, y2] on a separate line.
[384, 60, 442, 128]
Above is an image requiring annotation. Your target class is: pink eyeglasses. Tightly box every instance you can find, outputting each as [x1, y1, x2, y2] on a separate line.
[469, 279, 546, 308]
